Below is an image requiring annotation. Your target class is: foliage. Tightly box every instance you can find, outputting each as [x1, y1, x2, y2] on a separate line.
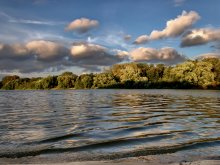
[110, 63, 148, 82]
[74, 74, 94, 89]
[93, 72, 117, 88]
[1, 75, 20, 89]
[57, 72, 77, 89]
[168, 60, 215, 88]
[1, 58, 220, 90]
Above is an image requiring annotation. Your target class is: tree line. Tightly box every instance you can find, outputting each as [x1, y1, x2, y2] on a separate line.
[1, 58, 220, 90]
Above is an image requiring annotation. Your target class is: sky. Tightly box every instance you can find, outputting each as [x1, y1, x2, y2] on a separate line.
[0, 0, 220, 77]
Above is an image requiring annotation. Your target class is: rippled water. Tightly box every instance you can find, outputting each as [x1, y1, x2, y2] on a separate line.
[0, 89, 220, 160]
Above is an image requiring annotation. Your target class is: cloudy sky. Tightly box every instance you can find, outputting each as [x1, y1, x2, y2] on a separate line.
[0, 0, 220, 77]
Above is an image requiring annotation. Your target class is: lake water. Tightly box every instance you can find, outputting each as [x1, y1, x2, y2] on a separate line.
[0, 89, 220, 161]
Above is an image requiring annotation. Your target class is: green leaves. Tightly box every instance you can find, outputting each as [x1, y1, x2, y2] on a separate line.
[74, 74, 94, 89]
[57, 72, 77, 89]
[93, 73, 117, 88]
[1, 58, 220, 90]
[168, 60, 215, 88]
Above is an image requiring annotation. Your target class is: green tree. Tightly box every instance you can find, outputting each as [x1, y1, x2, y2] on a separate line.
[93, 72, 117, 88]
[1, 75, 20, 90]
[146, 64, 165, 82]
[1, 59, 219, 90]
[194, 61, 215, 87]
[74, 74, 94, 89]
[2, 80, 17, 90]
[169, 60, 215, 88]
[2, 75, 20, 86]
[110, 63, 148, 82]
[57, 72, 77, 89]
[27, 77, 42, 89]
[202, 58, 220, 83]
[34, 76, 58, 89]
[13, 78, 31, 89]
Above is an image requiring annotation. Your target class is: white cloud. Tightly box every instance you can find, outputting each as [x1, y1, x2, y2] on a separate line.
[0, 40, 129, 73]
[196, 53, 220, 60]
[65, 18, 99, 33]
[130, 47, 186, 64]
[9, 19, 65, 26]
[70, 42, 122, 66]
[71, 44, 88, 56]
[114, 49, 129, 57]
[71, 43, 106, 58]
[181, 28, 220, 47]
[150, 11, 200, 39]
[0, 43, 30, 60]
[26, 40, 69, 61]
[1, 11, 64, 26]
[87, 33, 134, 50]
[133, 35, 149, 44]
[0, 11, 72, 44]
[0, 40, 69, 73]
[134, 11, 200, 44]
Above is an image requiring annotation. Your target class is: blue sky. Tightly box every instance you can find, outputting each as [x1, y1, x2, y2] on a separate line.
[0, 0, 220, 76]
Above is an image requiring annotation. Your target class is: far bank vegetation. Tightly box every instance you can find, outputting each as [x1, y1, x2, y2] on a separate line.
[1, 58, 220, 90]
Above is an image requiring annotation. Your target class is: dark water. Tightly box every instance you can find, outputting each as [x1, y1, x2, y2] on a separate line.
[0, 89, 220, 160]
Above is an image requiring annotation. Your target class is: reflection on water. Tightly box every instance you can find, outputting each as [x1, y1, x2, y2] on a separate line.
[0, 89, 220, 159]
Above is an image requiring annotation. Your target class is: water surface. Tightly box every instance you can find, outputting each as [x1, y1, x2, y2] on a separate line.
[0, 89, 220, 160]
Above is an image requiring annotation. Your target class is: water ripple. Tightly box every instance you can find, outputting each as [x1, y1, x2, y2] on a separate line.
[0, 89, 220, 159]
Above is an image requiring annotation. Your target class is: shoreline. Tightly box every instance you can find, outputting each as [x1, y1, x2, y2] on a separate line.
[3, 160, 220, 165]
[1, 153, 220, 165]
[1, 158, 220, 165]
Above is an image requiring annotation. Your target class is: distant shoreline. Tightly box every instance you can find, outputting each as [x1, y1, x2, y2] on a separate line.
[1, 59, 220, 90]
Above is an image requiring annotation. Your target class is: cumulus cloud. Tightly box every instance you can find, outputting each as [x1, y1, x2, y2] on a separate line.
[3, 42, 65, 61]
[0, 40, 69, 73]
[150, 11, 200, 39]
[196, 53, 220, 60]
[133, 35, 149, 44]
[0, 43, 30, 61]
[181, 28, 220, 47]
[70, 42, 122, 66]
[112, 49, 130, 62]
[114, 49, 129, 58]
[65, 18, 99, 33]
[130, 47, 186, 64]
[0, 39, 189, 74]
[134, 11, 200, 44]
[26, 40, 69, 61]
[0, 39, 129, 73]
